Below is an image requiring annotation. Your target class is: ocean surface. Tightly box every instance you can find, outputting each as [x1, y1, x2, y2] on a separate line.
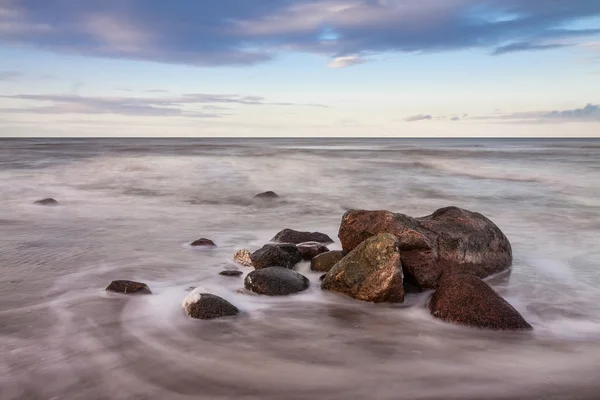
[0, 138, 599, 400]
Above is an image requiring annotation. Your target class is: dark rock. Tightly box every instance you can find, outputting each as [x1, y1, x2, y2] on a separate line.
[271, 228, 334, 245]
[338, 206, 512, 290]
[322, 233, 404, 303]
[273, 243, 303, 265]
[219, 270, 243, 277]
[191, 238, 216, 247]
[250, 244, 299, 270]
[310, 250, 346, 272]
[106, 280, 152, 295]
[429, 274, 532, 331]
[254, 191, 279, 199]
[182, 292, 239, 320]
[319, 274, 327, 281]
[245, 267, 310, 296]
[34, 198, 58, 206]
[297, 242, 330, 261]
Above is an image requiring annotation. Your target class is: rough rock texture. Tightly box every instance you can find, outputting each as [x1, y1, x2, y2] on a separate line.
[233, 249, 253, 267]
[250, 244, 300, 270]
[34, 198, 58, 206]
[254, 191, 279, 199]
[245, 267, 310, 296]
[321, 233, 404, 303]
[310, 250, 346, 272]
[338, 206, 512, 289]
[191, 238, 216, 247]
[106, 280, 152, 295]
[219, 270, 243, 277]
[271, 229, 334, 245]
[429, 274, 532, 331]
[273, 243, 303, 265]
[182, 291, 239, 320]
[297, 242, 330, 261]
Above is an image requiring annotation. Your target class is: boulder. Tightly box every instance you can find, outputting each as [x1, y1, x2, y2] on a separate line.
[271, 229, 334, 245]
[233, 249, 253, 267]
[250, 244, 299, 270]
[244, 267, 310, 296]
[254, 191, 279, 199]
[338, 206, 512, 289]
[182, 290, 239, 320]
[273, 243, 303, 265]
[429, 274, 532, 331]
[321, 233, 404, 303]
[191, 238, 216, 247]
[310, 250, 346, 272]
[219, 270, 243, 277]
[297, 242, 330, 261]
[34, 198, 58, 206]
[106, 280, 152, 295]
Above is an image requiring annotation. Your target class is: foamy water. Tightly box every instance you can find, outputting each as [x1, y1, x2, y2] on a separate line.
[0, 138, 599, 399]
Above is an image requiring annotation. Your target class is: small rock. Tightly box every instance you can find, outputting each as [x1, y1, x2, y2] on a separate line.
[250, 244, 297, 270]
[319, 274, 327, 281]
[322, 233, 404, 303]
[254, 191, 279, 199]
[245, 267, 310, 296]
[219, 270, 243, 277]
[34, 198, 58, 206]
[182, 290, 239, 320]
[271, 228, 334, 245]
[297, 242, 330, 261]
[106, 280, 152, 295]
[191, 238, 216, 247]
[311, 250, 346, 272]
[429, 274, 532, 331]
[233, 249, 253, 267]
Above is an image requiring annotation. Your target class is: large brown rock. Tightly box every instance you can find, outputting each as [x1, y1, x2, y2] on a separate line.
[321, 233, 404, 303]
[310, 250, 346, 272]
[338, 206, 512, 289]
[271, 229, 334, 245]
[244, 267, 310, 296]
[429, 274, 532, 331]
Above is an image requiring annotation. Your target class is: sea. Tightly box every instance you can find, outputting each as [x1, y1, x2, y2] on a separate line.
[0, 138, 599, 400]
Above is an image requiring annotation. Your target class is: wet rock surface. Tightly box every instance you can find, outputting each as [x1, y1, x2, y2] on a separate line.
[310, 250, 346, 272]
[244, 267, 310, 296]
[297, 242, 330, 261]
[271, 228, 334, 245]
[429, 274, 532, 331]
[250, 244, 298, 270]
[219, 270, 243, 277]
[106, 280, 152, 295]
[190, 238, 216, 247]
[182, 291, 239, 320]
[254, 191, 279, 199]
[322, 233, 404, 303]
[33, 198, 58, 206]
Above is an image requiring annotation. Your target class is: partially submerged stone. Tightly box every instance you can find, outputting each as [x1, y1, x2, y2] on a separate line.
[34, 198, 58, 206]
[322, 233, 404, 303]
[245, 267, 310, 296]
[271, 229, 334, 245]
[429, 274, 532, 331]
[191, 238, 216, 247]
[338, 207, 512, 289]
[106, 280, 152, 295]
[310, 250, 346, 272]
[219, 270, 243, 277]
[182, 290, 239, 320]
[254, 191, 279, 199]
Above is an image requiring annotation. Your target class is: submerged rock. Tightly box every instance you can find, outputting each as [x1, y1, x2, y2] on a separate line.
[322, 233, 404, 303]
[106, 280, 152, 295]
[338, 206, 512, 290]
[310, 250, 346, 272]
[191, 238, 216, 247]
[254, 191, 279, 199]
[429, 274, 532, 331]
[250, 244, 299, 270]
[34, 198, 58, 206]
[219, 270, 243, 277]
[233, 249, 253, 267]
[245, 267, 310, 296]
[271, 229, 334, 245]
[297, 242, 330, 261]
[182, 290, 239, 320]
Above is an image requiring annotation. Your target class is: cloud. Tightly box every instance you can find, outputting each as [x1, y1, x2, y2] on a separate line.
[327, 55, 365, 68]
[405, 114, 433, 122]
[492, 41, 568, 55]
[0, 92, 325, 117]
[0, 70, 21, 80]
[0, 1, 599, 67]
[146, 89, 170, 93]
[478, 104, 600, 123]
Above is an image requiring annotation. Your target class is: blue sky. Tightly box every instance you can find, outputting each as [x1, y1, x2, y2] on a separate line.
[0, 0, 599, 137]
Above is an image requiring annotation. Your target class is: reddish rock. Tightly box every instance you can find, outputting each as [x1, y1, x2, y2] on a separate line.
[310, 250, 346, 272]
[429, 274, 532, 331]
[338, 207, 512, 289]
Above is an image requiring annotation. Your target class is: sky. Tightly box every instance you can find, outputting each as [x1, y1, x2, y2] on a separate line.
[0, 0, 599, 137]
